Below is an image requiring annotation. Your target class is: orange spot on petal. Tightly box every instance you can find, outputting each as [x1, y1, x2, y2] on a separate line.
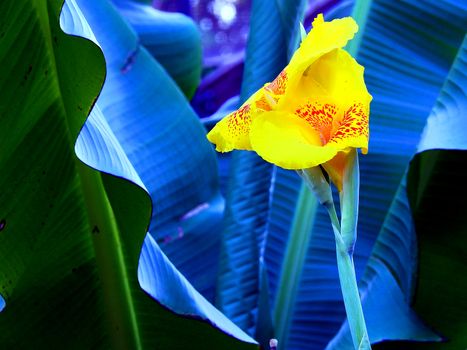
[255, 95, 273, 111]
[265, 69, 288, 95]
[226, 104, 252, 137]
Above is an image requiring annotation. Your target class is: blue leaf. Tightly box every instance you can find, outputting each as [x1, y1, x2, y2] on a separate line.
[215, 0, 306, 341]
[417, 34, 467, 153]
[76, 106, 145, 191]
[327, 258, 441, 349]
[263, 168, 302, 303]
[72, 0, 223, 300]
[63, 0, 257, 345]
[74, 80, 254, 347]
[112, 0, 202, 98]
[139, 234, 257, 344]
[0, 294, 4, 313]
[327, 178, 441, 348]
[216, 151, 273, 334]
[403, 34, 467, 348]
[328, 31, 467, 350]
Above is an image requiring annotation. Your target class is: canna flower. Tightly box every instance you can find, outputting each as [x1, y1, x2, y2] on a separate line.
[207, 14, 372, 191]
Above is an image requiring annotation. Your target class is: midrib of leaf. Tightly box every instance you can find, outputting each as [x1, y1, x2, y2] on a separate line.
[77, 164, 142, 350]
[40, 1, 142, 349]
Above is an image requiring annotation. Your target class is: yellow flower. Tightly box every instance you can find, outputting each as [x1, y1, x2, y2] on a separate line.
[207, 14, 372, 190]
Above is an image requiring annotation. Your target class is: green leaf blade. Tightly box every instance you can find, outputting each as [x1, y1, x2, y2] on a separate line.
[0, 0, 259, 348]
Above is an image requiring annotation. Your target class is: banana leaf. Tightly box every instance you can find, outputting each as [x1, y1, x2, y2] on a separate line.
[71, 0, 224, 302]
[112, 0, 202, 99]
[214, 1, 306, 345]
[0, 0, 257, 348]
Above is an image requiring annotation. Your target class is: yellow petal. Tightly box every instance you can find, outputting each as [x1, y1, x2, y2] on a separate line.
[206, 13, 371, 174]
[206, 88, 273, 152]
[275, 15, 359, 108]
[295, 101, 338, 144]
[282, 48, 371, 113]
[304, 49, 371, 108]
[249, 112, 339, 169]
[207, 104, 253, 152]
[293, 14, 358, 69]
[264, 69, 288, 97]
[287, 48, 371, 152]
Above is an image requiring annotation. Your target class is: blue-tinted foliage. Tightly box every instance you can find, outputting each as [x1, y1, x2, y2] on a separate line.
[139, 234, 256, 344]
[62, 0, 467, 348]
[328, 256, 441, 348]
[0, 294, 4, 313]
[112, 0, 202, 98]
[63, 0, 257, 345]
[330, 30, 467, 350]
[72, 0, 224, 302]
[327, 178, 441, 348]
[215, 0, 306, 342]
[417, 34, 467, 153]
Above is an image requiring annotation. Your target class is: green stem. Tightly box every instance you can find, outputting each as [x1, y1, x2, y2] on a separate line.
[329, 151, 371, 350]
[77, 162, 142, 350]
[335, 239, 370, 350]
[326, 202, 370, 349]
[273, 183, 318, 350]
[289, 161, 370, 349]
[325, 202, 342, 244]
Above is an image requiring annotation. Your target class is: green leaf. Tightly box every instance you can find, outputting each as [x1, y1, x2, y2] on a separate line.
[0, 0, 107, 346]
[0, 0, 257, 348]
[404, 35, 467, 349]
[68, 0, 257, 345]
[404, 150, 467, 349]
[70, 0, 221, 301]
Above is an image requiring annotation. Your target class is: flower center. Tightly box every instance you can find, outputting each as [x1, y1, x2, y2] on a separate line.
[295, 102, 336, 145]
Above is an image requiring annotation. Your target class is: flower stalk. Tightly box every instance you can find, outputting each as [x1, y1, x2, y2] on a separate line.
[335, 240, 370, 350]
[302, 151, 370, 350]
[338, 150, 371, 349]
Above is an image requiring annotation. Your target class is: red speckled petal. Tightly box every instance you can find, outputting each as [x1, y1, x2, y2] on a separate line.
[295, 102, 338, 144]
[207, 104, 253, 152]
[328, 102, 369, 153]
[265, 69, 288, 96]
